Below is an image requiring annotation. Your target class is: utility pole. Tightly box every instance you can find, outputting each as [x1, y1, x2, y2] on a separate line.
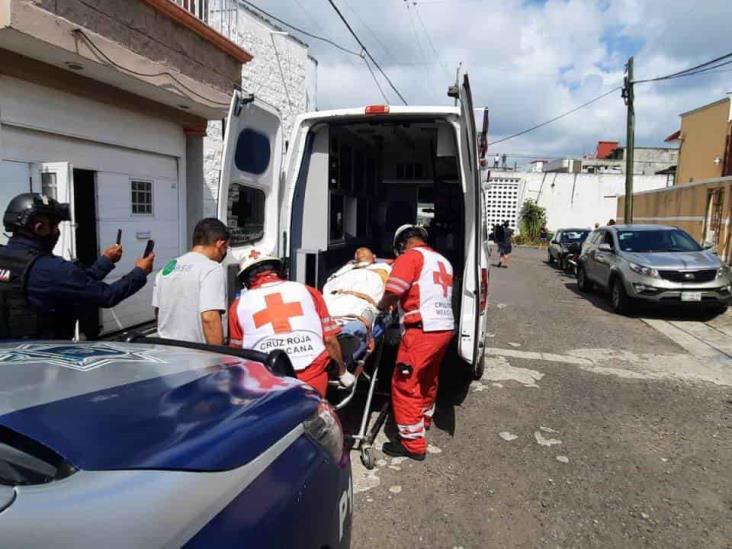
[622, 56, 635, 223]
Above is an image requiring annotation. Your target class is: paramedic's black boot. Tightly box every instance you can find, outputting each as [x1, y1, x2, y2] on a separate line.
[382, 441, 425, 462]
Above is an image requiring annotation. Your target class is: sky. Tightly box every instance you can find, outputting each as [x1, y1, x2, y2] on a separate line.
[254, 0, 731, 165]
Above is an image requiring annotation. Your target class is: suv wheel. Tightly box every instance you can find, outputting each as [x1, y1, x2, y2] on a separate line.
[547, 250, 554, 265]
[610, 277, 633, 315]
[577, 266, 593, 292]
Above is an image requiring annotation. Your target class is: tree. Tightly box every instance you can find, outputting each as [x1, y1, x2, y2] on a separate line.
[519, 199, 547, 240]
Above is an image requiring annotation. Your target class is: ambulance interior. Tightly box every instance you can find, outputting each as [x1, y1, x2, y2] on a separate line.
[288, 117, 466, 313]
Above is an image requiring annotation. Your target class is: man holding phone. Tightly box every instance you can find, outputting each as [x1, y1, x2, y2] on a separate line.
[152, 218, 229, 345]
[0, 193, 155, 340]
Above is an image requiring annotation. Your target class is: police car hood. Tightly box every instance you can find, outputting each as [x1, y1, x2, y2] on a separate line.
[0, 342, 319, 472]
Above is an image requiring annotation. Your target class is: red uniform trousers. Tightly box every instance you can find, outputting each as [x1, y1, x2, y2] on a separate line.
[392, 327, 454, 454]
[296, 352, 330, 397]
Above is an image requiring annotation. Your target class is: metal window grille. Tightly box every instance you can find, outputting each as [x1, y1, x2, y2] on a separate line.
[131, 180, 153, 215]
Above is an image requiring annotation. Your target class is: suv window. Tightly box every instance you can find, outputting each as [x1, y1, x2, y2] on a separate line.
[616, 229, 702, 252]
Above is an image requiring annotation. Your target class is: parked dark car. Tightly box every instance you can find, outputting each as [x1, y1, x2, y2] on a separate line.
[548, 228, 591, 271]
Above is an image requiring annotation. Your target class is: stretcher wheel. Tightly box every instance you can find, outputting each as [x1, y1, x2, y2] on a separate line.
[360, 446, 375, 469]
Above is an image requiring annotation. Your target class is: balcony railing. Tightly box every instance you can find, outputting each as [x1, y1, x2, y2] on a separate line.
[171, 0, 240, 42]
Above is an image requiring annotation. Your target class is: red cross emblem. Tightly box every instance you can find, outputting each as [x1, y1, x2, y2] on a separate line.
[253, 293, 304, 334]
[249, 249, 261, 259]
[433, 261, 453, 297]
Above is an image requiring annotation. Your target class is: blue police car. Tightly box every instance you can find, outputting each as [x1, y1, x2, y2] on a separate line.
[0, 339, 352, 548]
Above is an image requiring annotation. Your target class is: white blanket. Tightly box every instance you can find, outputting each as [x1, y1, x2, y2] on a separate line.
[323, 263, 391, 323]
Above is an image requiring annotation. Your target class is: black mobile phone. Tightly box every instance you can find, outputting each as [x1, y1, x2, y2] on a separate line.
[143, 239, 155, 258]
[116, 229, 122, 246]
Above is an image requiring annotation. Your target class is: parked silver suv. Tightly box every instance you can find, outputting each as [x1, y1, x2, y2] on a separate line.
[577, 224, 732, 315]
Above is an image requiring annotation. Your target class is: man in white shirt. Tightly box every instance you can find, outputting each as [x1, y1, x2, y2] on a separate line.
[152, 218, 230, 344]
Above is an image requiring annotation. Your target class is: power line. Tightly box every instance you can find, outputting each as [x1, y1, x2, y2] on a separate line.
[326, 0, 409, 105]
[363, 56, 390, 103]
[634, 52, 732, 84]
[240, 0, 361, 57]
[488, 86, 622, 146]
[411, 2, 452, 80]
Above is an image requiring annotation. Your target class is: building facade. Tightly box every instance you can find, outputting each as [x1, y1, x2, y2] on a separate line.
[621, 98, 732, 262]
[195, 0, 318, 217]
[0, 0, 248, 336]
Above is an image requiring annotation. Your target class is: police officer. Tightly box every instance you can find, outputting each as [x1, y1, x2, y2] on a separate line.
[0, 193, 155, 340]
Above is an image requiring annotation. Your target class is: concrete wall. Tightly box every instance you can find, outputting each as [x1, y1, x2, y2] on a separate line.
[202, 3, 314, 217]
[485, 171, 669, 232]
[677, 99, 731, 185]
[26, 0, 241, 92]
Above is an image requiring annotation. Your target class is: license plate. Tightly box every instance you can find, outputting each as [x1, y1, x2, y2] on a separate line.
[681, 292, 702, 302]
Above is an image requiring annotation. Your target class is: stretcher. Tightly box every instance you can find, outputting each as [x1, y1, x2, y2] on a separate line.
[328, 314, 394, 469]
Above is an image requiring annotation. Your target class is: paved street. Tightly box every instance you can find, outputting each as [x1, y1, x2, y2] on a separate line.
[349, 246, 732, 549]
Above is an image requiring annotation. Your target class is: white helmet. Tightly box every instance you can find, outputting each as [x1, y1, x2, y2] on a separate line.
[237, 249, 283, 285]
[393, 224, 429, 256]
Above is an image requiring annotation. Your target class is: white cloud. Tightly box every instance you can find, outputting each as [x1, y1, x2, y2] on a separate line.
[260, 0, 731, 163]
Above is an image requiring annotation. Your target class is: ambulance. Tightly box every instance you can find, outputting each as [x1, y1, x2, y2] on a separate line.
[218, 75, 489, 379]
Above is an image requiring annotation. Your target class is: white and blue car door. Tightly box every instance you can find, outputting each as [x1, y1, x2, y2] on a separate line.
[457, 74, 489, 375]
[218, 92, 283, 264]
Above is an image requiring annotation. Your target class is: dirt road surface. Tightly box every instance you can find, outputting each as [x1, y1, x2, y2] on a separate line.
[347, 246, 732, 549]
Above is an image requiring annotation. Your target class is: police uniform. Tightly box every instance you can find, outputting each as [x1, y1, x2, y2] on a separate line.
[384, 244, 455, 456]
[0, 235, 147, 339]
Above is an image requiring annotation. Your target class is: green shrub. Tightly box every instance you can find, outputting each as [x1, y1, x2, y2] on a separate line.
[519, 199, 547, 240]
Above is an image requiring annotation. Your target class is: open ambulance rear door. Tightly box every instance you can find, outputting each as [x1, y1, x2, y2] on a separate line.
[218, 92, 284, 266]
[457, 75, 490, 379]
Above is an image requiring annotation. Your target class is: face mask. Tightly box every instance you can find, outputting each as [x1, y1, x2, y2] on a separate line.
[38, 231, 60, 253]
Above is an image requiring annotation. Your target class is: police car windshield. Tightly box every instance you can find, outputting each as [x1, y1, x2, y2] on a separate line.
[616, 229, 702, 253]
[0, 427, 73, 486]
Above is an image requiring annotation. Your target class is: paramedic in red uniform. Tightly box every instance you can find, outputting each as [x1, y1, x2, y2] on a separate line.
[228, 251, 355, 397]
[378, 224, 455, 461]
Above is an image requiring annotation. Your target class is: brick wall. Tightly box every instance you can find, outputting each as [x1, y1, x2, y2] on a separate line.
[202, 4, 315, 217]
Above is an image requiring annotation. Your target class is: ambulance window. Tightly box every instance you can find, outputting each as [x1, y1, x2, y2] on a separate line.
[235, 129, 270, 175]
[228, 184, 265, 245]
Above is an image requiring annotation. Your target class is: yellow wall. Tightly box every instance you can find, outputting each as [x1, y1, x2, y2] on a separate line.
[618, 177, 732, 262]
[676, 99, 731, 185]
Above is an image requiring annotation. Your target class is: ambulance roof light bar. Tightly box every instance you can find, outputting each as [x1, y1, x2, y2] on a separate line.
[365, 105, 390, 115]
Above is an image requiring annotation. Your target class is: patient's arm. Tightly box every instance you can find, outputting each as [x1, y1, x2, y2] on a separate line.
[378, 291, 400, 312]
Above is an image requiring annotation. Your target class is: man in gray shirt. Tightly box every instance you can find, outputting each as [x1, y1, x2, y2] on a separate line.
[152, 218, 230, 344]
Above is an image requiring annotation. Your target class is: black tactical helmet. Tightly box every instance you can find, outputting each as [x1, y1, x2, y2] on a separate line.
[3, 193, 71, 232]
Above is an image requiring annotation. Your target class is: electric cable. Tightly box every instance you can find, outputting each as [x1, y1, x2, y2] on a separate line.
[363, 55, 391, 103]
[634, 52, 732, 84]
[411, 1, 452, 80]
[72, 29, 230, 107]
[489, 86, 622, 146]
[326, 0, 409, 105]
[240, 0, 361, 57]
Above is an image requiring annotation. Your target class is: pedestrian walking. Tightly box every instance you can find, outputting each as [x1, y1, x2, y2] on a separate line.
[539, 224, 548, 248]
[152, 218, 229, 345]
[377, 224, 455, 461]
[0, 192, 153, 340]
[498, 220, 513, 268]
[229, 251, 355, 396]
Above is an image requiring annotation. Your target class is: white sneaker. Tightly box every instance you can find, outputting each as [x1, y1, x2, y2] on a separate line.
[339, 371, 356, 388]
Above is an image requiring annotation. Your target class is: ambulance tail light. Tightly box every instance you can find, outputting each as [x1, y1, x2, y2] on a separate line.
[480, 267, 489, 311]
[365, 105, 390, 115]
[304, 400, 344, 462]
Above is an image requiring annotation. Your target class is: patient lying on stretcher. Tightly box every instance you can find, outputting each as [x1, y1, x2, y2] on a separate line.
[323, 247, 391, 356]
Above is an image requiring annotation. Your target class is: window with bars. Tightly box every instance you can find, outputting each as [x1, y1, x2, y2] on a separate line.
[131, 180, 153, 215]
